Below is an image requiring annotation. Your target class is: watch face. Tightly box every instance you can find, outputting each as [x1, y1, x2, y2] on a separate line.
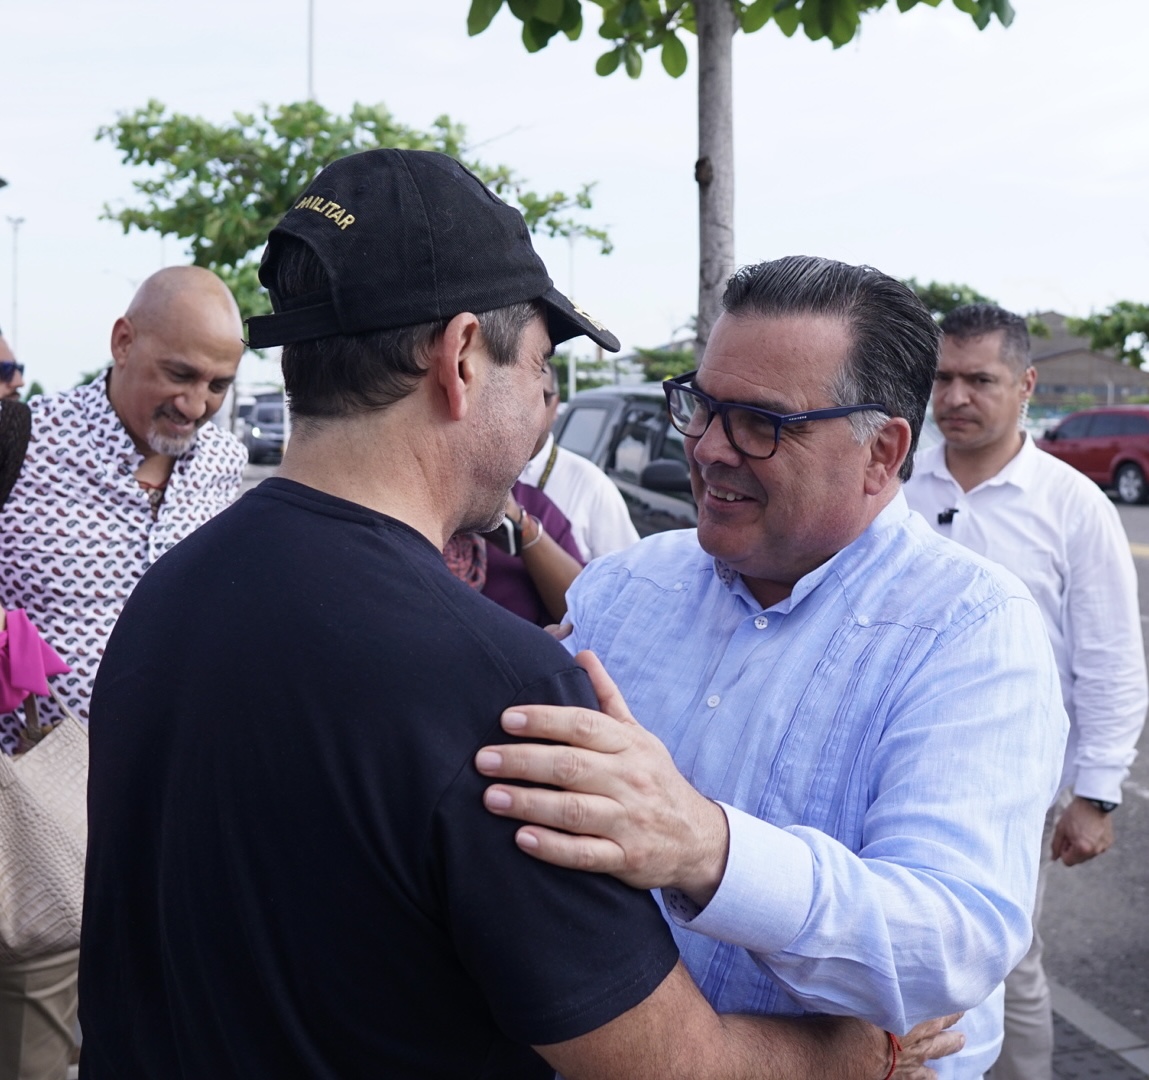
[1084, 798, 1118, 814]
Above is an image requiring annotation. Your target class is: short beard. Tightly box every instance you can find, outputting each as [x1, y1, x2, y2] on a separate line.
[146, 427, 198, 456]
[146, 405, 204, 457]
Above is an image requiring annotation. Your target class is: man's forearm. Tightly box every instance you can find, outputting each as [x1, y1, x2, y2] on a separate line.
[538, 960, 963, 1080]
[717, 1014, 890, 1080]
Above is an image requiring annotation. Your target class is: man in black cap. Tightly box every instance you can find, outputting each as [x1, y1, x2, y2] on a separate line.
[78, 150, 959, 1079]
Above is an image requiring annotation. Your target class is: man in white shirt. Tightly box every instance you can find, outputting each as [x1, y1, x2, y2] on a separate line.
[903, 303, 1147, 1080]
[518, 362, 639, 560]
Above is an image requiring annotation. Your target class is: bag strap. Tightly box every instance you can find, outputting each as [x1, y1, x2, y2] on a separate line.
[0, 399, 32, 511]
[17, 681, 81, 749]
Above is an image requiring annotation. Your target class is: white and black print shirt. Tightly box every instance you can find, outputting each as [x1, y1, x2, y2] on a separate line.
[0, 373, 247, 752]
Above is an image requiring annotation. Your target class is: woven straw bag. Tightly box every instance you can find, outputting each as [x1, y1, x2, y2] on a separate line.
[0, 685, 88, 963]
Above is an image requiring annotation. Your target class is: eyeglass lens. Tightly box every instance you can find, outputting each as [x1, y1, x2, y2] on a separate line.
[668, 386, 779, 459]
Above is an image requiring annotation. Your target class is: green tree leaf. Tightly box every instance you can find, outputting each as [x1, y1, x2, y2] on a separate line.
[624, 43, 643, 76]
[535, 0, 566, 21]
[467, 0, 504, 35]
[741, 0, 774, 32]
[774, 1, 802, 36]
[660, 31, 688, 76]
[595, 46, 623, 74]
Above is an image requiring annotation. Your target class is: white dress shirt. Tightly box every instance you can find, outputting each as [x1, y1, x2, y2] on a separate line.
[906, 437, 1146, 804]
[519, 433, 639, 560]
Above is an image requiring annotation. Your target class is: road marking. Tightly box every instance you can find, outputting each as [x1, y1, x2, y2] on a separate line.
[1050, 979, 1149, 1074]
[1130, 542, 1149, 559]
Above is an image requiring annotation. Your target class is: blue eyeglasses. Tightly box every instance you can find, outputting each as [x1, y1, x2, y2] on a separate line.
[0, 361, 23, 383]
[663, 370, 888, 460]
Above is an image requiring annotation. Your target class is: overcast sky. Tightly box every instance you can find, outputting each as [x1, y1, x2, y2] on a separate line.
[2, 0, 1147, 392]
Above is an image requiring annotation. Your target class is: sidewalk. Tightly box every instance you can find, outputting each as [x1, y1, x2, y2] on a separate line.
[1052, 979, 1149, 1078]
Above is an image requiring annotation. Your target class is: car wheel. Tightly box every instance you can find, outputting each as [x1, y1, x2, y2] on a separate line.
[1115, 463, 1148, 504]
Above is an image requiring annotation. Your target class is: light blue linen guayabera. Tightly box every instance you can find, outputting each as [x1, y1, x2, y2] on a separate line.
[565, 491, 1068, 1080]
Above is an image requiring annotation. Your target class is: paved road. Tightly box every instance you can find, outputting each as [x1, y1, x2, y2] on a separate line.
[1042, 502, 1149, 1055]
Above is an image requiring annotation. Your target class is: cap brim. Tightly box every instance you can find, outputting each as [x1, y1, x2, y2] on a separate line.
[540, 287, 620, 353]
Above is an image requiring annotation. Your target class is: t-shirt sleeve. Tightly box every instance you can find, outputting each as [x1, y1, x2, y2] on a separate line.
[429, 665, 679, 1046]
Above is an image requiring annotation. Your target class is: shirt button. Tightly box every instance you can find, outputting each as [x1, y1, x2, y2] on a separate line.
[674, 582, 684, 591]
[754, 615, 769, 629]
[707, 694, 721, 708]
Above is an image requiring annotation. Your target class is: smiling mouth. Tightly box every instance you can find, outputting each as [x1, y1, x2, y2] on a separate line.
[707, 486, 749, 502]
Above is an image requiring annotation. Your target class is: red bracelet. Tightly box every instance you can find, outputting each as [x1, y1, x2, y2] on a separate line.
[883, 1031, 903, 1080]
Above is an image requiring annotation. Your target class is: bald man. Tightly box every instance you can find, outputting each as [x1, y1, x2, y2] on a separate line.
[0, 266, 247, 1078]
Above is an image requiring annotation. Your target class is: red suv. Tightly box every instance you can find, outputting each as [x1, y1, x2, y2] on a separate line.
[1038, 406, 1149, 504]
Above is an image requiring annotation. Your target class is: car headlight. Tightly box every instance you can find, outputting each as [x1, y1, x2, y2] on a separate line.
[251, 426, 262, 438]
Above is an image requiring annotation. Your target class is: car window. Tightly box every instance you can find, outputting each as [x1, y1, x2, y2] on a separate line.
[1055, 414, 1093, 439]
[612, 406, 665, 482]
[660, 426, 688, 466]
[254, 404, 284, 425]
[1089, 413, 1127, 437]
[1117, 414, 1149, 435]
[557, 406, 611, 459]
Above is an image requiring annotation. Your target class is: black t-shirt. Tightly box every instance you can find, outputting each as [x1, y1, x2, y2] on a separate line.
[80, 479, 677, 1079]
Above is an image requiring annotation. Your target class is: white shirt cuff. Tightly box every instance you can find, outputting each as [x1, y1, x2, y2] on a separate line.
[1072, 764, 1130, 805]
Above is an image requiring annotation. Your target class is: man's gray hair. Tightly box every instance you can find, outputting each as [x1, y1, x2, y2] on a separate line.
[721, 256, 941, 482]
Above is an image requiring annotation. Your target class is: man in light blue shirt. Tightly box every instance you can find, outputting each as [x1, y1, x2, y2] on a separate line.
[476, 257, 1068, 1079]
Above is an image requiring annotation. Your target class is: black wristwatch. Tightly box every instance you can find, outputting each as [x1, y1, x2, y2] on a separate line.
[1080, 797, 1118, 814]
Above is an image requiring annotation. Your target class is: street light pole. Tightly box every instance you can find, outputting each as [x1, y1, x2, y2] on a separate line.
[307, 0, 315, 101]
[7, 216, 24, 350]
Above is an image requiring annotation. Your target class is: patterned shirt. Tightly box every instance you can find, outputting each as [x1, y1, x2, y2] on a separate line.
[0, 373, 246, 751]
[564, 492, 1068, 1078]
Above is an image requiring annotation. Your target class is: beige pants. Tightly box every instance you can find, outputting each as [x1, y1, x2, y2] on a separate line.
[986, 798, 1064, 1080]
[0, 949, 79, 1080]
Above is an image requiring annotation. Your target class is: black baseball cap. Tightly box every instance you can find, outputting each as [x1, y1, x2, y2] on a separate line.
[246, 149, 619, 353]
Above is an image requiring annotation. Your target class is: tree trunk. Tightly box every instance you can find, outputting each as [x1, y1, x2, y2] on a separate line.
[693, 0, 737, 358]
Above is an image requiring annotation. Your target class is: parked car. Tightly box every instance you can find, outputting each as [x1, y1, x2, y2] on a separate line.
[551, 383, 697, 536]
[1037, 405, 1149, 504]
[243, 400, 285, 464]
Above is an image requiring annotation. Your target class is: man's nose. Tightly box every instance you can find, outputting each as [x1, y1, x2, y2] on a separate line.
[690, 412, 743, 466]
[938, 380, 969, 407]
[176, 386, 210, 421]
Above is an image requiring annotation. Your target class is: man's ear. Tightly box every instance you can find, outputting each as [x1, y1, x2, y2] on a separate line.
[430, 312, 484, 422]
[109, 317, 134, 367]
[864, 416, 912, 495]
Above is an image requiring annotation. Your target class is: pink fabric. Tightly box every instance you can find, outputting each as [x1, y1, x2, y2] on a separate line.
[0, 608, 71, 712]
